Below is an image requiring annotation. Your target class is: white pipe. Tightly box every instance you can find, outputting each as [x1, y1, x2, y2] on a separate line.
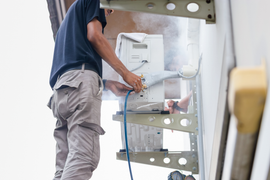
[142, 71, 180, 88]
[187, 19, 200, 69]
[142, 54, 202, 89]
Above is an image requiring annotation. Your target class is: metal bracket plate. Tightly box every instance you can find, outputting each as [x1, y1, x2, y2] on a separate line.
[100, 0, 215, 24]
[113, 79, 198, 134]
[113, 113, 198, 134]
[114, 79, 199, 173]
[189, 132, 198, 151]
[117, 151, 199, 174]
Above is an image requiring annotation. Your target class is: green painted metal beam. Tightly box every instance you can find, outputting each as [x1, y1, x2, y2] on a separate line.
[100, 0, 215, 24]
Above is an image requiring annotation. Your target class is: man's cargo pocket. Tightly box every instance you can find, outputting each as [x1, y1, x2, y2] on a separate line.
[78, 121, 105, 135]
[54, 81, 82, 120]
[77, 122, 105, 170]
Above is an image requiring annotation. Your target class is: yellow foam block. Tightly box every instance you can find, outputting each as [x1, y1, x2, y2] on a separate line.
[228, 61, 267, 133]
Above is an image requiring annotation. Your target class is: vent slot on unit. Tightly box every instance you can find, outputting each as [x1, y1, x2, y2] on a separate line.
[131, 54, 140, 60]
[133, 43, 148, 49]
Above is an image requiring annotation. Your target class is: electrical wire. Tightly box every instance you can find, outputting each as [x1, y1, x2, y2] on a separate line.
[178, 54, 203, 79]
[130, 60, 147, 72]
[124, 90, 134, 180]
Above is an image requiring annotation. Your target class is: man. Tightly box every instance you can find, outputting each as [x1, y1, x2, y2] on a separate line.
[47, 0, 142, 179]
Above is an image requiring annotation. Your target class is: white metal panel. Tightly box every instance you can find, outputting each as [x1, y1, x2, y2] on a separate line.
[250, 91, 270, 179]
[230, 0, 270, 68]
[221, 115, 238, 180]
[119, 34, 165, 112]
[199, 0, 235, 179]
[117, 34, 165, 152]
[120, 123, 163, 152]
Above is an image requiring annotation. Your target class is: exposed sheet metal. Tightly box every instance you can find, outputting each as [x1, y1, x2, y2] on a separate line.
[100, 0, 215, 24]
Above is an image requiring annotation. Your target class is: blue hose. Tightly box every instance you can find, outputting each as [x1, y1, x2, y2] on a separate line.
[124, 90, 134, 180]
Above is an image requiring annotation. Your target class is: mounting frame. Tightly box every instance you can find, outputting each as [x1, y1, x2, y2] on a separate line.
[113, 80, 198, 134]
[113, 80, 199, 174]
[117, 151, 199, 174]
[100, 0, 215, 24]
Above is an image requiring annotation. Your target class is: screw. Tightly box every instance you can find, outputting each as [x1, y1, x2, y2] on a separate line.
[193, 167, 197, 171]
[208, 14, 212, 19]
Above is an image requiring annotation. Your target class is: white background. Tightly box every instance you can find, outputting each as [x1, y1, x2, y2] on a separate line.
[0, 1, 196, 179]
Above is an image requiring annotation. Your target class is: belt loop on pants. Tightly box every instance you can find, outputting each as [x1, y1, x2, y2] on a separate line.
[81, 63, 85, 73]
[97, 76, 103, 96]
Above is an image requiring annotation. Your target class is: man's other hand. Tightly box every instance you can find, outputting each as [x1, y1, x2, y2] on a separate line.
[165, 100, 176, 114]
[105, 80, 135, 97]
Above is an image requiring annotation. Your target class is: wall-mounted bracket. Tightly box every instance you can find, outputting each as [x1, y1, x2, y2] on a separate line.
[189, 132, 198, 151]
[113, 80, 198, 134]
[114, 80, 200, 173]
[113, 113, 198, 134]
[117, 151, 199, 174]
[100, 0, 215, 24]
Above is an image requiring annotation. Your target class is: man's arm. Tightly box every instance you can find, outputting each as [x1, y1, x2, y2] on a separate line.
[87, 18, 142, 93]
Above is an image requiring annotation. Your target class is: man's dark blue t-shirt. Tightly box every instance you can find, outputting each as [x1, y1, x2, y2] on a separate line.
[49, 0, 107, 89]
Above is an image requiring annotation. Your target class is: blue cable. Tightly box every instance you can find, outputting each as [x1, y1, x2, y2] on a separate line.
[124, 90, 134, 180]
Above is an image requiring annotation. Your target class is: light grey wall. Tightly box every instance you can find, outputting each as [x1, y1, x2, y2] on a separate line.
[199, 0, 235, 179]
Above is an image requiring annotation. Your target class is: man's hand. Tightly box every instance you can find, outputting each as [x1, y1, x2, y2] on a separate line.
[165, 100, 176, 114]
[105, 80, 135, 97]
[122, 71, 142, 93]
[87, 18, 142, 93]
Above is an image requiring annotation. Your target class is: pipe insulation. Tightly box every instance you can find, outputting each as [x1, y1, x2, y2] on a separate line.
[142, 54, 202, 89]
[142, 71, 180, 88]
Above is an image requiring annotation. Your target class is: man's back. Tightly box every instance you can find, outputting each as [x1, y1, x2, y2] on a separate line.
[49, 0, 106, 89]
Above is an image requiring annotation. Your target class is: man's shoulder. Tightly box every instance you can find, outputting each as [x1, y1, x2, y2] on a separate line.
[67, 0, 100, 14]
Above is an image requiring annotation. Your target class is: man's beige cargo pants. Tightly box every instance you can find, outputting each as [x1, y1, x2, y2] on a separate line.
[48, 66, 105, 180]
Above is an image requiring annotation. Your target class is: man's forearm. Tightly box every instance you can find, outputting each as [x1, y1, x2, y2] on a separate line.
[89, 31, 128, 77]
[87, 18, 142, 93]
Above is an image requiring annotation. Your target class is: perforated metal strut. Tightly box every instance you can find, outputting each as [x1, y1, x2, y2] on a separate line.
[114, 80, 199, 174]
[100, 0, 216, 24]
